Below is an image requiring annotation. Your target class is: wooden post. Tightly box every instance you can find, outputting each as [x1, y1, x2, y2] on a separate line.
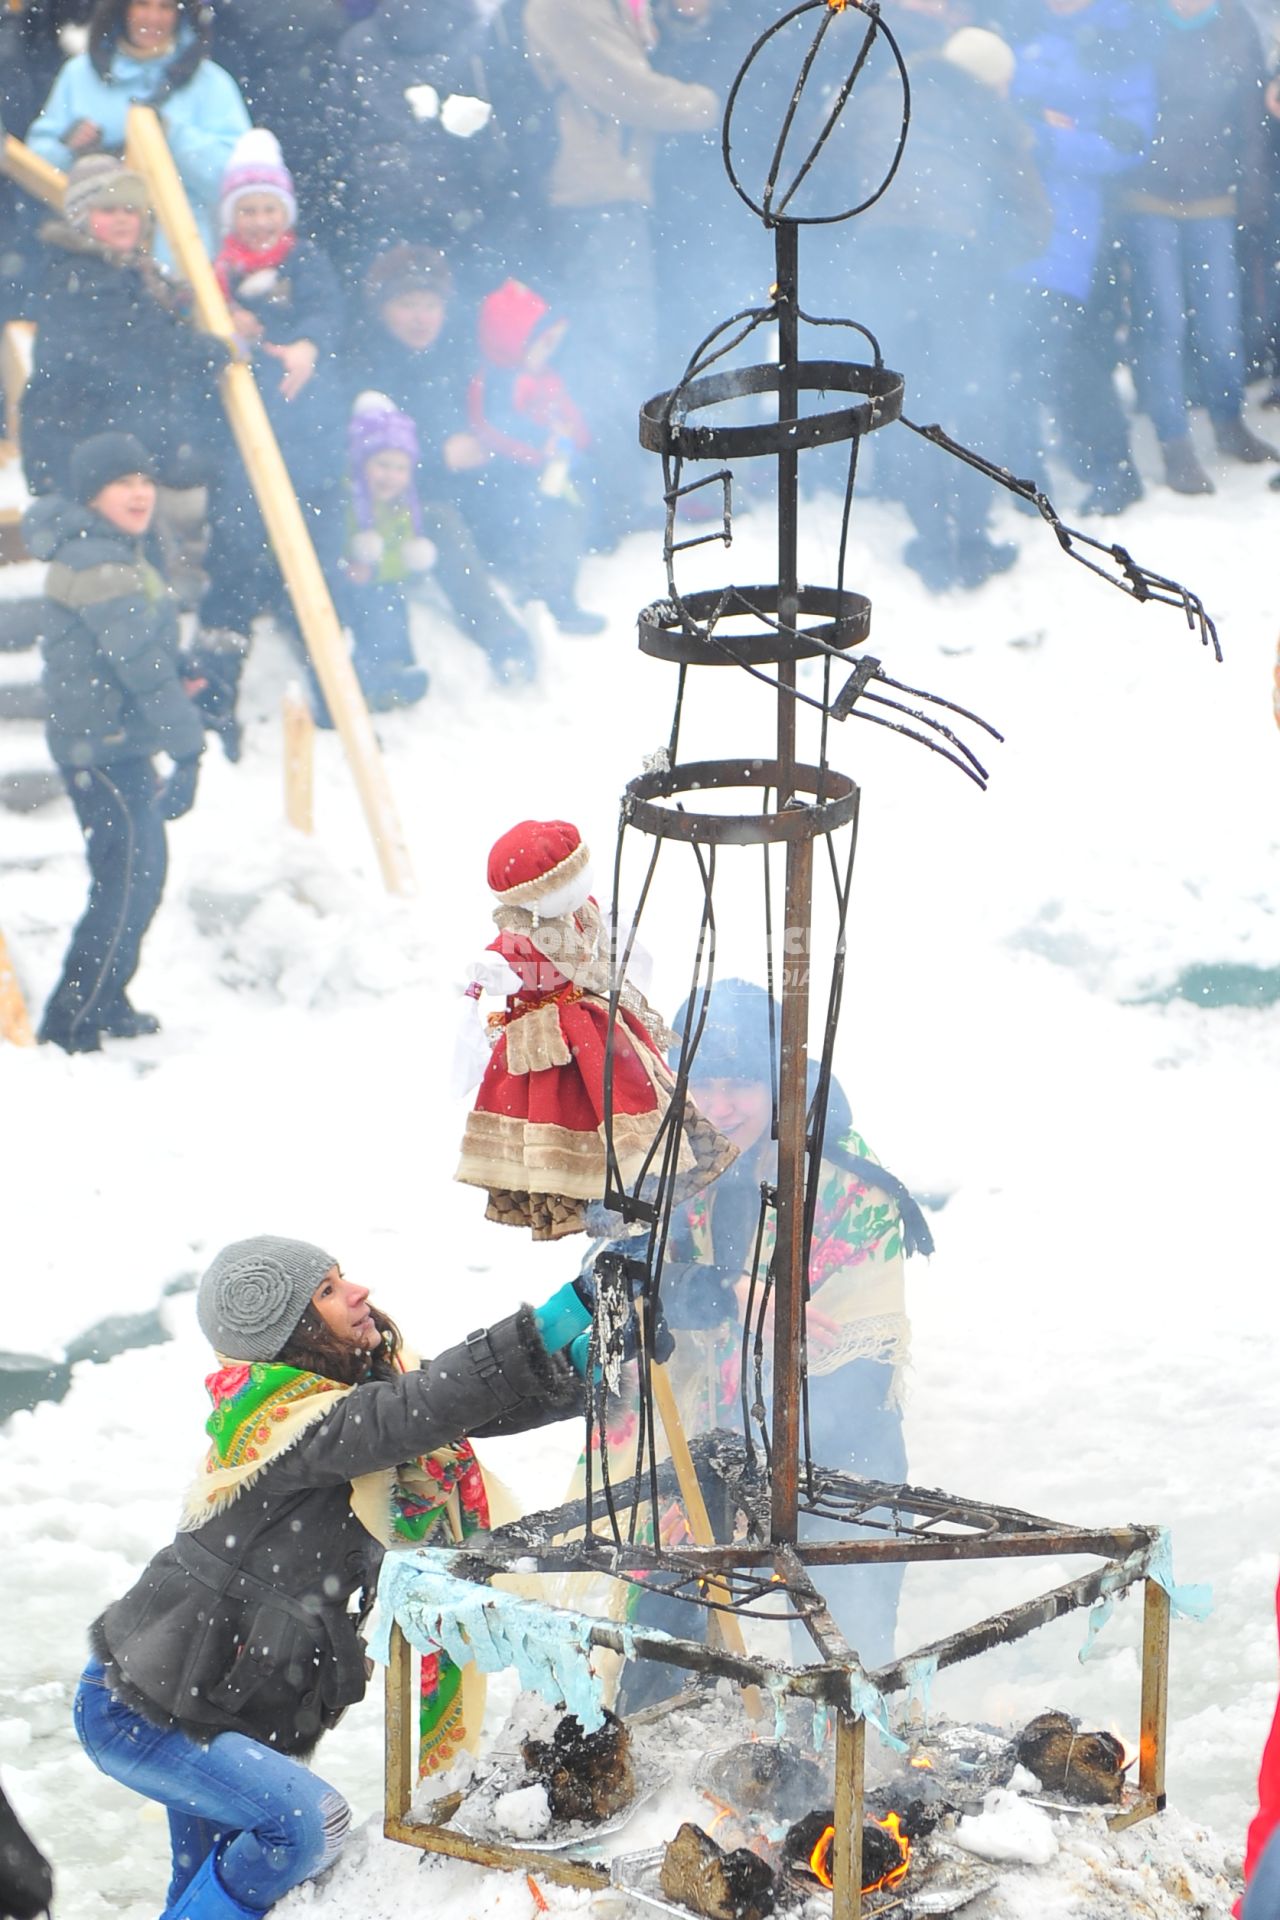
[830, 1708, 865, 1920]
[1, 135, 65, 210]
[384, 1621, 416, 1826]
[283, 683, 315, 835]
[0, 929, 35, 1046]
[1137, 1579, 1170, 1808]
[1108, 1576, 1171, 1831]
[123, 106, 414, 896]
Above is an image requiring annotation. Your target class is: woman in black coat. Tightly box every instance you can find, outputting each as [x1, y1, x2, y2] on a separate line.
[74, 1233, 593, 1920]
[21, 153, 223, 496]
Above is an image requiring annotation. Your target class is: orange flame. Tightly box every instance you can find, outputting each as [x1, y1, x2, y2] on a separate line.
[807, 1813, 911, 1893]
[909, 1753, 935, 1770]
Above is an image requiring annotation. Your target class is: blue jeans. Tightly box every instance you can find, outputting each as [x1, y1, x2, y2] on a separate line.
[1125, 213, 1246, 442]
[1245, 1827, 1280, 1920]
[42, 756, 168, 1042]
[74, 1661, 349, 1912]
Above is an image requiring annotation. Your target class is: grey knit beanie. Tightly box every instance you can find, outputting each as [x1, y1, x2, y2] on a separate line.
[197, 1235, 339, 1361]
[63, 153, 151, 232]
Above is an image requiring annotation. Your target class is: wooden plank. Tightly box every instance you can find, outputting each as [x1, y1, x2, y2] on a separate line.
[1, 135, 64, 210]
[123, 106, 414, 896]
[0, 929, 35, 1046]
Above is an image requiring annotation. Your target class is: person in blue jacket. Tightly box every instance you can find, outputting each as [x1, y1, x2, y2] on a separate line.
[24, 0, 250, 251]
[1006, 0, 1154, 517]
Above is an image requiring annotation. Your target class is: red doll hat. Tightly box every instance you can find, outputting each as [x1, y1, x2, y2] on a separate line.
[488, 819, 590, 908]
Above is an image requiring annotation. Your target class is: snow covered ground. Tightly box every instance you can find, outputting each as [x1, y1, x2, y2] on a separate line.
[1, 428, 1277, 1917]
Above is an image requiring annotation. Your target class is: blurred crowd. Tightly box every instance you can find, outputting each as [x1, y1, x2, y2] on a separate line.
[0, 0, 1278, 650]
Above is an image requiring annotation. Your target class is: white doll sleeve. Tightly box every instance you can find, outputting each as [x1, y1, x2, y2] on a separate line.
[470, 952, 524, 998]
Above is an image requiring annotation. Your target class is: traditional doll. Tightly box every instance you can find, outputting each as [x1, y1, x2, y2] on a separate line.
[455, 819, 737, 1240]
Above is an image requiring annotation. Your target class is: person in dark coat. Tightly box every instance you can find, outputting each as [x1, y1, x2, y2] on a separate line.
[20, 152, 223, 498]
[0, 1781, 53, 1920]
[24, 431, 205, 1053]
[347, 244, 536, 682]
[1121, 0, 1277, 493]
[329, 0, 511, 287]
[75, 1231, 597, 1920]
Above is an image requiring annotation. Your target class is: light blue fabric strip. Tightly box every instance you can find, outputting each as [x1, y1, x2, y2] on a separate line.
[1078, 1528, 1212, 1664]
[370, 1549, 653, 1733]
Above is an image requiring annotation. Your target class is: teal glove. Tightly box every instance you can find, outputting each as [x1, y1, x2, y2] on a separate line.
[532, 1280, 592, 1356]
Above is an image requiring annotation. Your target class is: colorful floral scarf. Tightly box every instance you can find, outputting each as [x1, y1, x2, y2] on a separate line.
[186, 1359, 491, 1777]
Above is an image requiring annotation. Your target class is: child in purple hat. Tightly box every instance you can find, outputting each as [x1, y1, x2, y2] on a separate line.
[316, 392, 432, 721]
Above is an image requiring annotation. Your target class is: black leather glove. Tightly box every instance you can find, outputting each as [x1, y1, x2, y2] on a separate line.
[158, 755, 201, 821]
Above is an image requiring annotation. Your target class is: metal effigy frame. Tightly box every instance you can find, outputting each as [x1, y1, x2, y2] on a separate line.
[384, 1452, 1172, 1907]
[385, 3, 1209, 1909]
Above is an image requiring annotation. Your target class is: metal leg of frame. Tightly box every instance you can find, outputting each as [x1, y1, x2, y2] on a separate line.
[831, 1708, 865, 1920]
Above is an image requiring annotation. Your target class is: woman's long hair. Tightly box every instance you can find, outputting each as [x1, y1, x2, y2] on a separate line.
[88, 0, 212, 99]
[275, 1303, 404, 1387]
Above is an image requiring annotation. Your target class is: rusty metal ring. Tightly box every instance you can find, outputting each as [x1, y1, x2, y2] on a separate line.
[623, 759, 860, 845]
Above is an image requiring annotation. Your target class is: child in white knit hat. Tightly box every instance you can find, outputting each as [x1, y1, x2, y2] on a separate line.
[194, 128, 351, 750]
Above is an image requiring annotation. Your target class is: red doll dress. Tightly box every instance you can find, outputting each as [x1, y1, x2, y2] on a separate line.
[455, 908, 735, 1240]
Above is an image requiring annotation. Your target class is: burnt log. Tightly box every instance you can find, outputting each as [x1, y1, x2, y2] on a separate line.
[783, 1809, 904, 1889]
[660, 1822, 776, 1920]
[1015, 1710, 1126, 1805]
[520, 1710, 635, 1824]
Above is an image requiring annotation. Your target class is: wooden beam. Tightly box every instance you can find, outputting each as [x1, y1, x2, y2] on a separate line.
[123, 106, 414, 896]
[1, 135, 64, 210]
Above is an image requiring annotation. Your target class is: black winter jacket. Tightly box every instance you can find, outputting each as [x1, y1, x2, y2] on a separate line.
[22, 223, 224, 494]
[223, 237, 347, 489]
[334, 0, 509, 247]
[23, 494, 205, 769]
[91, 1308, 580, 1758]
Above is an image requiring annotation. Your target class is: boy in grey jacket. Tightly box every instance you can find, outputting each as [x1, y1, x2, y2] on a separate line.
[24, 430, 205, 1054]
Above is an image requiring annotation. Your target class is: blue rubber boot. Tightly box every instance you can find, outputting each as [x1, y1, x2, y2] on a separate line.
[159, 1850, 264, 1920]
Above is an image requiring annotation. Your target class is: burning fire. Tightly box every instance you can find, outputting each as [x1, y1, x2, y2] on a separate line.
[808, 1812, 911, 1893]
[909, 1753, 935, 1770]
